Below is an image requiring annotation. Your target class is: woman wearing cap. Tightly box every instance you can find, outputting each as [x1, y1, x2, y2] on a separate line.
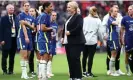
[82, 6, 103, 77]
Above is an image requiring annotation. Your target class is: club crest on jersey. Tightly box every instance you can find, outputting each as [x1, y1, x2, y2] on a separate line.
[130, 20, 133, 22]
[25, 18, 32, 21]
[52, 26, 57, 29]
[129, 24, 133, 31]
[23, 45, 25, 48]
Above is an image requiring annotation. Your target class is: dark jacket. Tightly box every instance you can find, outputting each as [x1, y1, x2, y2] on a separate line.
[0, 14, 19, 50]
[62, 13, 86, 44]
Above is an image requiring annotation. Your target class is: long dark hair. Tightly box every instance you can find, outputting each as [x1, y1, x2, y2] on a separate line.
[35, 9, 39, 18]
[42, 2, 51, 11]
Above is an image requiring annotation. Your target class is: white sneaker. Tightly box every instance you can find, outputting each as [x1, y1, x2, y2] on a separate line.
[42, 77, 48, 80]
[116, 69, 125, 75]
[50, 73, 54, 76]
[47, 74, 51, 78]
[21, 73, 29, 79]
[38, 76, 42, 80]
[47, 73, 54, 78]
[127, 72, 131, 76]
[75, 78, 82, 80]
[21, 76, 29, 79]
[69, 78, 73, 80]
[109, 72, 120, 76]
[21, 75, 33, 79]
[107, 70, 110, 75]
[22, 77, 29, 79]
[30, 72, 36, 77]
[39, 77, 47, 80]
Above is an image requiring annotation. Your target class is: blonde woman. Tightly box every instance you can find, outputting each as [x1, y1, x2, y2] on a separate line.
[82, 6, 103, 77]
[120, 5, 133, 75]
[102, 4, 125, 76]
[61, 1, 86, 80]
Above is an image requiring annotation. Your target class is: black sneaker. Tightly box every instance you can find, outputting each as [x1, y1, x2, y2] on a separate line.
[74, 78, 82, 80]
[30, 72, 36, 77]
[8, 72, 14, 75]
[69, 78, 75, 80]
[86, 73, 97, 77]
[3, 71, 7, 75]
[82, 72, 87, 77]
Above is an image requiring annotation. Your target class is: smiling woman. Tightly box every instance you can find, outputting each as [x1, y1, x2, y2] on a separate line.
[61, 1, 86, 80]
[66, 1, 78, 15]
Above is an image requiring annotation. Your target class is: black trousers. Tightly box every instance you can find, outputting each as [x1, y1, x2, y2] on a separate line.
[1, 37, 16, 73]
[65, 44, 84, 78]
[127, 50, 133, 73]
[28, 35, 35, 73]
[28, 48, 34, 72]
[82, 44, 97, 73]
[106, 42, 120, 71]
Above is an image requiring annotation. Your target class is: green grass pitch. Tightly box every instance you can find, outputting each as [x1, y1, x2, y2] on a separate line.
[0, 52, 132, 80]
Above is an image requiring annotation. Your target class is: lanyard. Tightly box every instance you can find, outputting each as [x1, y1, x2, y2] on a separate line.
[10, 16, 15, 28]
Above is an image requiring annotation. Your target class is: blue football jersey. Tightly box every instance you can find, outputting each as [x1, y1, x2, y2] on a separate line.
[107, 16, 119, 41]
[18, 12, 34, 38]
[34, 14, 43, 42]
[38, 12, 51, 43]
[121, 15, 133, 39]
[50, 21, 58, 40]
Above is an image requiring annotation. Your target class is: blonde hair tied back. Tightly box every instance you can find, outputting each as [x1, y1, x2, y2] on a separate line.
[89, 6, 99, 18]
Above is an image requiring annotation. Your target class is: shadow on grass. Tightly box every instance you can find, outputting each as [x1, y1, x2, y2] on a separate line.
[0, 73, 69, 80]
[0, 73, 132, 80]
[82, 73, 133, 80]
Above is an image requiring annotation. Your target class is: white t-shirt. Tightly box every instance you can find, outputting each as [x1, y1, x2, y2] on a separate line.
[63, 16, 73, 44]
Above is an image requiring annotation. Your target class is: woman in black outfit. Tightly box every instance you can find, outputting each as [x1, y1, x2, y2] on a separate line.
[61, 1, 86, 80]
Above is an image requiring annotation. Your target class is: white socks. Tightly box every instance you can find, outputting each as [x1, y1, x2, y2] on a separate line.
[109, 57, 115, 73]
[36, 59, 39, 75]
[38, 60, 47, 80]
[47, 61, 52, 75]
[20, 60, 29, 79]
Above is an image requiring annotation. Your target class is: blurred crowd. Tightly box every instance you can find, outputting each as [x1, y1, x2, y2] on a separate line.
[0, 1, 133, 21]
[0, 1, 133, 51]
